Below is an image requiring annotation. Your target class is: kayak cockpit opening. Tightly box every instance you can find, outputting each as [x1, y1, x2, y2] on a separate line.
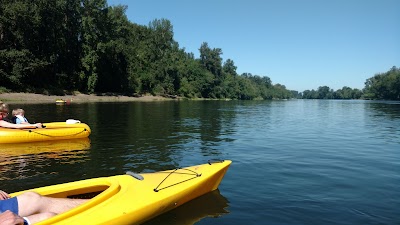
[67, 190, 104, 199]
[43, 185, 110, 199]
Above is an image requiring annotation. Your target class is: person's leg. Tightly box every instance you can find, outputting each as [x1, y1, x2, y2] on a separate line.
[25, 212, 57, 224]
[17, 192, 88, 216]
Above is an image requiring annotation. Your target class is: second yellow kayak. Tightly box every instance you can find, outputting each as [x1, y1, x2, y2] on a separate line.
[0, 122, 91, 143]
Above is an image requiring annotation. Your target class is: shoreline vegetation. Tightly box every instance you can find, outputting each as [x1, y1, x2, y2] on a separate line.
[1, 1, 398, 100]
[0, 92, 179, 104]
[0, 1, 293, 101]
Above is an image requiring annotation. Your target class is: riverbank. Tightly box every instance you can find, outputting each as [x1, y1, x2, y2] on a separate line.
[0, 92, 177, 104]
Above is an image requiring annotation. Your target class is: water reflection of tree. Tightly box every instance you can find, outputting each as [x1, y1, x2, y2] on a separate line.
[81, 102, 183, 175]
[368, 101, 400, 120]
[83, 101, 239, 175]
[366, 101, 400, 142]
[196, 101, 237, 156]
[128, 101, 238, 169]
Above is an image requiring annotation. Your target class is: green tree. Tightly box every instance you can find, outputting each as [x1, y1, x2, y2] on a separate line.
[364, 66, 400, 100]
[79, 0, 108, 93]
[317, 86, 333, 99]
[95, 5, 134, 93]
[223, 59, 237, 76]
[58, 0, 83, 89]
[0, 1, 47, 89]
[199, 42, 222, 78]
[0, 0, 296, 100]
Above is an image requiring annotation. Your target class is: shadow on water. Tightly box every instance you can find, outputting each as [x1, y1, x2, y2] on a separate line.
[142, 189, 230, 225]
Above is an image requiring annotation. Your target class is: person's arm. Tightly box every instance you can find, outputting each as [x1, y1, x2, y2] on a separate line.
[0, 120, 42, 129]
[0, 210, 24, 225]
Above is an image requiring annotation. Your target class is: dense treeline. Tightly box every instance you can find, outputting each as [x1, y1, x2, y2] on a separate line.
[0, 0, 292, 100]
[299, 86, 363, 99]
[363, 66, 400, 100]
[1, 1, 397, 101]
[298, 67, 399, 100]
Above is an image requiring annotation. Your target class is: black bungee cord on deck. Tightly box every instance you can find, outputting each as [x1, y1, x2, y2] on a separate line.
[153, 168, 202, 192]
[152, 159, 225, 192]
[26, 128, 88, 137]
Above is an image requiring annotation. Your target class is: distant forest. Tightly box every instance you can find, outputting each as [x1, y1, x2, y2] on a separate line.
[296, 66, 400, 100]
[0, 1, 398, 100]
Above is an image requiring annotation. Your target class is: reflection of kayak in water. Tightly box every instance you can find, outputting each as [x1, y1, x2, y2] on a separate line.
[0, 138, 91, 181]
[0, 121, 91, 143]
[11, 160, 231, 225]
[143, 189, 229, 225]
[0, 138, 91, 156]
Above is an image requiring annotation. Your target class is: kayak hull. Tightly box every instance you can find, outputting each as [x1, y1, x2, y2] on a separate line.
[11, 160, 231, 225]
[0, 122, 91, 143]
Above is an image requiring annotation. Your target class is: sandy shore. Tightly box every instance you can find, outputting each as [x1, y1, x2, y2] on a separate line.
[0, 92, 178, 104]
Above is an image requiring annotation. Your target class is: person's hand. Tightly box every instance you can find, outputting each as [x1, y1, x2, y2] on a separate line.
[0, 210, 24, 225]
[34, 123, 43, 128]
[0, 190, 11, 200]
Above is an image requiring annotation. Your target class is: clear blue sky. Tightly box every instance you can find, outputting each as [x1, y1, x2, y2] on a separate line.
[108, 0, 399, 92]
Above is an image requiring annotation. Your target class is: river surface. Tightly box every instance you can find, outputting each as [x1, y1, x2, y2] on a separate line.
[1, 100, 399, 225]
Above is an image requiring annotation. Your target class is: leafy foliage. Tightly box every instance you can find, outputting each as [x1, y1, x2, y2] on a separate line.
[298, 67, 398, 100]
[363, 66, 400, 100]
[1, 1, 395, 100]
[301, 86, 363, 99]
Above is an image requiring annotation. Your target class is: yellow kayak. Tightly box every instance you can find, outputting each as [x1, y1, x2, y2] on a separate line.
[0, 121, 91, 143]
[55, 99, 66, 104]
[11, 160, 231, 225]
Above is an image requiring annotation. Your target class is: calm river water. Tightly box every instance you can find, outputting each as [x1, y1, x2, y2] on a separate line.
[1, 100, 399, 225]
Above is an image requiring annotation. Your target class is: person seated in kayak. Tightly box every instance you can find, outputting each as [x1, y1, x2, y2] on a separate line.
[0, 101, 42, 128]
[12, 108, 29, 124]
[0, 189, 88, 224]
